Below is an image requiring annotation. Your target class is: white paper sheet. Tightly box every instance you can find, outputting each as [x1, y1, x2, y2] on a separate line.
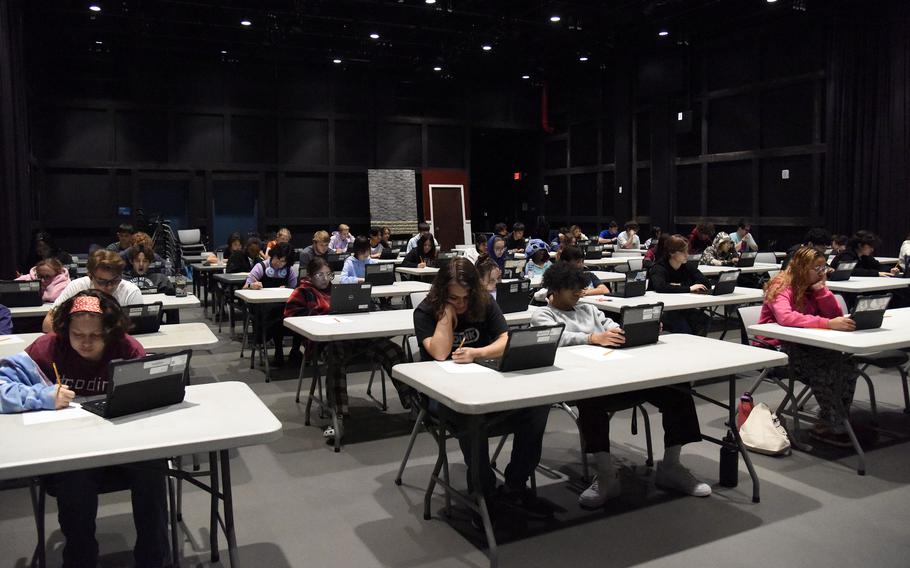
[570, 345, 635, 362]
[21, 403, 91, 426]
[311, 316, 353, 325]
[0, 336, 25, 345]
[435, 361, 498, 374]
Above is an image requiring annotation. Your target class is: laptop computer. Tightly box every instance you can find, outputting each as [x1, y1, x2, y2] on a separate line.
[502, 259, 526, 279]
[330, 283, 372, 314]
[850, 293, 892, 330]
[610, 270, 648, 298]
[390, 239, 408, 253]
[365, 263, 395, 286]
[618, 303, 664, 348]
[124, 302, 163, 335]
[585, 245, 605, 260]
[379, 247, 398, 260]
[327, 253, 350, 272]
[437, 251, 458, 263]
[828, 261, 857, 281]
[495, 279, 532, 313]
[0, 280, 43, 308]
[81, 350, 191, 419]
[710, 269, 740, 296]
[737, 252, 757, 268]
[475, 324, 565, 372]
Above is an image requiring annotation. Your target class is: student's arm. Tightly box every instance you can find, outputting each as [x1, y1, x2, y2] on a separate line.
[582, 273, 610, 296]
[688, 263, 711, 287]
[532, 308, 588, 346]
[0, 306, 10, 335]
[453, 331, 508, 363]
[401, 249, 423, 268]
[767, 287, 836, 329]
[421, 304, 458, 361]
[243, 263, 264, 289]
[339, 258, 361, 284]
[0, 381, 74, 413]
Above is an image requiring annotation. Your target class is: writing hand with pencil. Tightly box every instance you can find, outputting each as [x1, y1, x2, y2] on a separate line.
[451, 335, 477, 364]
[52, 362, 75, 410]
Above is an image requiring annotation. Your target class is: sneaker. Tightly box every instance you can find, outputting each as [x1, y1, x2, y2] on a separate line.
[808, 425, 853, 448]
[497, 485, 555, 520]
[578, 474, 622, 509]
[655, 462, 712, 497]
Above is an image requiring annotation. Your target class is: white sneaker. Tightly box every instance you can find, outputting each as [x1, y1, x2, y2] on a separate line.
[655, 461, 712, 497]
[578, 473, 622, 509]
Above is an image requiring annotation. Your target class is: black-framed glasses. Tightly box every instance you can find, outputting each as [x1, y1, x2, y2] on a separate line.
[312, 272, 335, 281]
[92, 275, 121, 287]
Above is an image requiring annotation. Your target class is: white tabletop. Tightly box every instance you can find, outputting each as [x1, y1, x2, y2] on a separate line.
[395, 266, 440, 277]
[373, 258, 405, 265]
[877, 257, 899, 265]
[579, 287, 764, 314]
[526, 271, 624, 288]
[0, 323, 219, 358]
[214, 272, 249, 285]
[825, 276, 910, 293]
[190, 262, 227, 272]
[748, 307, 910, 354]
[8, 293, 200, 318]
[182, 255, 209, 263]
[0, 382, 281, 480]
[698, 263, 779, 276]
[583, 257, 639, 268]
[371, 280, 431, 298]
[392, 334, 788, 415]
[235, 282, 433, 305]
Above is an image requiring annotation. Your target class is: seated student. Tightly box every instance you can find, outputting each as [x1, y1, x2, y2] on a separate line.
[42, 250, 143, 333]
[899, 231, 910, 271]
[329, 224, 355, 253]
[285, 257, 406, 436]
[413, 258, 552, 519]
[106, 223, 135, 253]
[124, 245, 175, 295]
[368, 227, 385, 259]
[15, 258, 70, 303]
[831, 230, 900, 278]
[597, 220, 620, 244]
[24, 231, 73, 271]
[505, 222, 526, 252]
[486, 222, 510, 253]
[380, 226, 393, 249]
[266, 227, 299, 265]
[206, 231, 244, 264]
[758, 246, 859, 446]
[648, 235, 711, 335]
[784, 227, 832, 267]
[616, 221, 641, 250]
[643, 225, 662, 250]
[524, 239, 552, 278]
[340, 237, 376, 283]
[27, 290, 170, 567]
[475, 256, 501, 297]
[699, 232, 739, 266]
[731, 220, 758, 253]
[1, 352, 76, 413]
[402, 234, 438, 268]
[0, 305, 11, 335]
[532, 263, 710, 507]
[555, 246, 610, 295]
[687, 222, 714, 255]
[462, 233, 488, 265]
[488, 236, 508, 272]
[406, 222, 439, 252]
[299, 230, 330, 269]
[830, 234, 848, 256]
[569, 224, 589, 243]
[244, 242, 297, 365]
[227, 237, 262, 273]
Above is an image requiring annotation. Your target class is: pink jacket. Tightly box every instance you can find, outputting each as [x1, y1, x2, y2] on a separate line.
[758, 285, 843, 346]
[15, 268, 71, 303]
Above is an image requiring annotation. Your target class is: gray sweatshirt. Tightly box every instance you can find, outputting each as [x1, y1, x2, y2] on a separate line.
[531, 303, 620, 347]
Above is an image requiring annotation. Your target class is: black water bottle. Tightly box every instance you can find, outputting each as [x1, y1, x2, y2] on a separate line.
[719, 433, 739, 488]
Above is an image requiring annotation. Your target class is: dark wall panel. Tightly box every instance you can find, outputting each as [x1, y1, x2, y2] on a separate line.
[545, 139, 566, 169]
[706, 32, 758, 90]
[761, 83, 814, 148]
[544, 175, 567, 217]
[45, 171, 112, 220]
[282, 119, 328, 166]
[706, 161, 751, 217]
[570, 173, 597, 217]
[280, 72, 331, 112]
[707, 95, 758, 153]
[676, 165, 702, 217]
[335, 120, 373, 166]
[39, 108, 111, 161]
[760, 156, 812, 217]
[635, 168, 650, 217]
[175, 114, 224, 162]
[676, 106, 702, 157]
[116, 111, 167, 162]
[377, 123, 421, 167]
[427, 125, 465, 168]
[232, 116, 277, 164]
[570, 123, 598, 167]
[282, 174, 330, 218]
[334, 173, 369, 218]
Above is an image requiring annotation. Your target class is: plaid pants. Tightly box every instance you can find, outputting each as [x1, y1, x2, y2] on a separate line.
[783, 343, 859, 425]
[322, 338, 405, 416]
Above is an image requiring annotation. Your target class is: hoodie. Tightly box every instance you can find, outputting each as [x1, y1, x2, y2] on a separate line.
[15, 268, 70, 303]
[0, 352, 57, 413]
[700, 232, 738, 266]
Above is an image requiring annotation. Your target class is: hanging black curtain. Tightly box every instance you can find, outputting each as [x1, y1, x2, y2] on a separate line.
[0, 0, 30, 276]
[825, 0, 910, 252]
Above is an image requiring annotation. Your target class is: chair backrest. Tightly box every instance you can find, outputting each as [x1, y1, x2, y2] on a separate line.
[834, 293, 849, 315]
[755, 252, 777, 265]
[627, 258, 644, 271]
[408, 335, 421, 362]
[177, 229, 202, 245]
[736, 305, 763, 346]
[410, 291, 428, 308]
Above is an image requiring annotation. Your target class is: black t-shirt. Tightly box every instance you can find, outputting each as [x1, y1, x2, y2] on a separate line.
[648, 257, 710, 293]
[413, 298, 509, 362]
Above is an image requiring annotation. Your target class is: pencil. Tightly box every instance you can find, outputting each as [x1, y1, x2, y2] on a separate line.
[456, 336, 466, 352]
[52, 362, 61, 397]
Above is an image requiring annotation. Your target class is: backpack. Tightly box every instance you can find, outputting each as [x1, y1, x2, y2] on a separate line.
[740, 402, 791, 456]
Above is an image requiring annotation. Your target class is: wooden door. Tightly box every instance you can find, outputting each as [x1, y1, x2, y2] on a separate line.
[430, 185, 465, 251]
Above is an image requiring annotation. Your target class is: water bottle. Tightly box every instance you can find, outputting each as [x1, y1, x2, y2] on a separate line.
[719, 433, 739, 488]
[736, 392, 754, 430]
[164, 258, 174, 282]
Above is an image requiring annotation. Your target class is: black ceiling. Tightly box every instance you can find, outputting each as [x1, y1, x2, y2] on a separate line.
[24, 0, 835, 80]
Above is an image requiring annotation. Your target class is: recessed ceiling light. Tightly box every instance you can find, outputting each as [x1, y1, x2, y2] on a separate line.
[767, 0, 778, 2]
[95, 40, 103, 44]
[658, 29, 669, 37]
[220, 50, 227, 54]
[550, 15, 561, 22]
[482, 44, 492, 51]
[88, 5, 101, 12]
[370, 33, 380, 39]
[578, 56, 588, 62]
[426, 0, 436, 3]
[333, 58, 342, 64]
[240, 19, 252, 26]
[433, 66, 442, 71]
[521, 75, 530, 80]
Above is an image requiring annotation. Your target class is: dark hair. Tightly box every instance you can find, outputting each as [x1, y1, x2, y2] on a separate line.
[624, 221, 639, 232]
[52, 289, 131, 343]
[695, 222, 715, 236]
[416, 233, 437, 259]
[512, 222, 525, 232]
[352, 236, 371, 256]
[530, 249, 549, 264]
[494, 222, 508, 234]
[848, 230, 882, 252]
[474, 233, 488, 252]
[306, 256, 330, 277]
[475, 257, 500, 280]
[245, 237, 262, 257]
[737, 219, 751, 230]
[227, 232, 243, 249]
[369, 227, 381, 238]
[650, 225, 662, 239]
[832, 234, 848, 246]
[35, 258, 65, 275]
[87, 249, 126, 275]
[542, 261, 589, 293]
[557, 245, 584, 263]
[656, 234, 689, 261]
[268, 242, 291, 259]
[116, 223, 135, 235]
[608, 220, 618, 229]
[803, 227, 832, 246]
[418, 222, 431, 232]
[426, 257, 489, 322]
[128, 244, 154, 262]
[381, 226, 391, 237]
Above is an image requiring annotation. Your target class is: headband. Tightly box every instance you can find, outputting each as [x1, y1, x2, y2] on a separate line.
[70, 295, 103, 315]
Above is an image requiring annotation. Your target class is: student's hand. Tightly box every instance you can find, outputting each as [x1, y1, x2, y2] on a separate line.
[730, 257, 739, 265]
[452, 347, 479, 364]
[15, 270, 21, 278]
[358, 278, 365, 284]
[250, 281, 263, 290]
[690, 283, 708, 293]
[591, 328, 625, 347]
[828, 316, 856, 331]
[418, 262, 427, 268]
[55, 385, 75, 409]
[811, 271, 829, 291]
[878, 271, 894, 278]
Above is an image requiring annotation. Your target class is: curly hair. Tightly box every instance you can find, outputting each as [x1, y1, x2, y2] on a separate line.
[87, 249, 126, 275]
[426, 257, 489, 321]
[764, 246, 826, 311]
[541, 261, 588, 293]
[848, 230, 882, 252]
[268, 242, 291, 259]
[52, 289, 131, 343]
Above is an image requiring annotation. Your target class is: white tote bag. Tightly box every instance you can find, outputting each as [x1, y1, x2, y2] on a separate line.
[740, 402, 791, 456]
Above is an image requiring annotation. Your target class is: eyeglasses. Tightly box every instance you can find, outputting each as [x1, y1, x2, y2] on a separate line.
[312, 272, 335, 281]
[812, 265, 829, 274]
[92, 276, 121, 287]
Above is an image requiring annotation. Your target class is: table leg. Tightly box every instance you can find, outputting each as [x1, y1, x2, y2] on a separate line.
[209, 451, 220, 563]
[260, 306, 271, 382]
[220, 450, 239, 567]
[467, 415, 498, 568]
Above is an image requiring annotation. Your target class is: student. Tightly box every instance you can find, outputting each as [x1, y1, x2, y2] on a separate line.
[899, 232, 910, 271]
[506, 222, 527, 252]
[368, 227, 385, 258]
[552, 226, 577, 251]
[687, 222, 715, 255]
[830, 234, 848, 256]
[106, 223, 135, 253]
[227, 237, 262, 274]
[486, 222, 510, 253]
[731, 220, 758, 252]
[1, 352, 75, 413]
[406, 222, 439, 252]
[532, 263, 710, 507]
[643, 225, 662, 250]
[569, 224, 589, 243]
[648, 235, 711, 335]
[555, 246, 610, 295]
[758, 246, 859, 446]
[24, 231, 73, 270]
[329, 223, 355, 253]
[616, 221, 641, 250]
[340, 237, 376, 284]
[401, 234, 437, 268]
[462, 233, 488, 265]
[119, 232, 164, 266]
[15, 258, 70, 303]
[699, 232, 739, 266]
[784, 227, 832, 268]
[831, 230, 900, 278]
[413, 258, 552, 520]
[206, 231, 244, 264]
[597, 221, 620, 244]
[299, 231, 330, 269]
[42, 250, 143, 333]
[380, 226, 393, 250]
[524, 239, 552, 278]
[244, 242, 297, 365]
[267, 227, 299, 265]
[124, 244, 175, 295]
[475, 256, 501, 296]
[488, 236, 508, 272]
[26, 290, 170, 567]
[285, 257, 406, 437]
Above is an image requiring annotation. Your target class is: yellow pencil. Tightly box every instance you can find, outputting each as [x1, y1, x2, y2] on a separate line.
[52, 362, 61, 397]
[456, 336, 466, 352]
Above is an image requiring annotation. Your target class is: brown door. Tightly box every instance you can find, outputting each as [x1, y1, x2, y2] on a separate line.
[430, 186, 464, 251]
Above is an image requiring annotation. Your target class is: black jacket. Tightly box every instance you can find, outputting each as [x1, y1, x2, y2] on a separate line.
[402, 248, 437, 268]
[648, 258, 710, 293]
[831, 249, 882, 278]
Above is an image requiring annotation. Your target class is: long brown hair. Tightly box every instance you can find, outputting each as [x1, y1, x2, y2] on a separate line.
[654, 234, 688, 263]
[764, 246, 825, 311]
[426, 257, 489, 321]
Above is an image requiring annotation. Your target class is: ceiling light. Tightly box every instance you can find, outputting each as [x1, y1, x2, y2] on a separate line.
[220, 50, 227, 54]
[433, 66, 442, 71]
[95, 40, 103, 44]
[521, 75, 530, 80]
[767, 0, 778, 2]
[578, 56, 588, 62]
[240, 19, 252, 26]
[333, 58, 342, 64]
[370, 33, 380, 39]
[482, 44, 492, 51]
[426, 0, 436, 3]
[88, 5, 101, 12]
[658, 29, 669, 37]
[550, 15, 561, 22]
